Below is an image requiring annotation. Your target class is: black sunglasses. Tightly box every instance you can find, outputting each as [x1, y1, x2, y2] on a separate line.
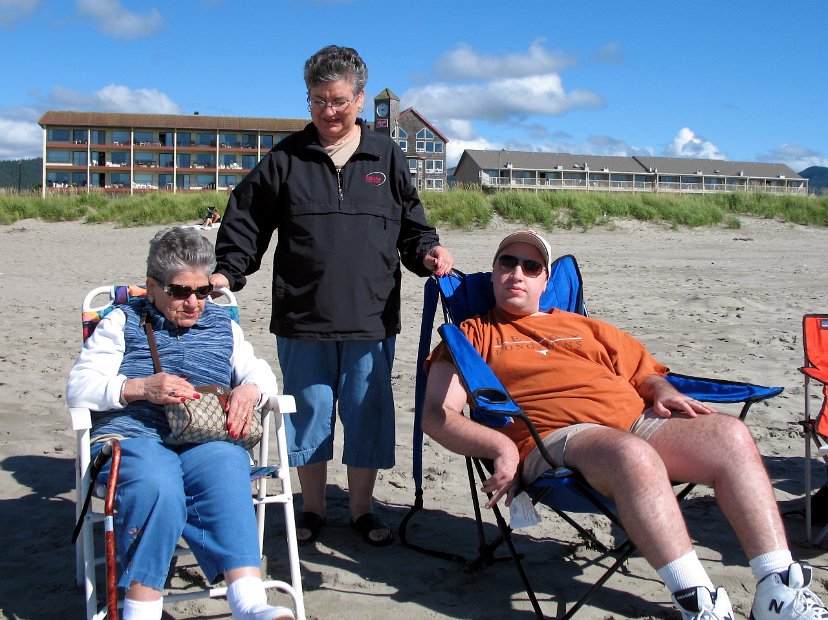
[161, 281, 214, 300]
[497, 254, 546, 278]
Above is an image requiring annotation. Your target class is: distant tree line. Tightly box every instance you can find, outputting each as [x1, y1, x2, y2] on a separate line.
[0, 158, 41, 190]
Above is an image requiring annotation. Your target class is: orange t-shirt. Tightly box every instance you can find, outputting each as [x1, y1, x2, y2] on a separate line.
[429, 307, 669, 461]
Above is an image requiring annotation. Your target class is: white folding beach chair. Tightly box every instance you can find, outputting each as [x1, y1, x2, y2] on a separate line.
[70, 284, 305, 620]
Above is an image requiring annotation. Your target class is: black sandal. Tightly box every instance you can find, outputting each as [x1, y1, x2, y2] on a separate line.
[350, 512, 394, 547]
[296, 511, 325, 546]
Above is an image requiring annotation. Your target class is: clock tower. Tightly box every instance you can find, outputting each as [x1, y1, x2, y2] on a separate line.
[373, 88, 400, 138]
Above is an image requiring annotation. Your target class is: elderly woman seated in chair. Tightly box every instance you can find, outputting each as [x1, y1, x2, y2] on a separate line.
[67, 227, 293, 620]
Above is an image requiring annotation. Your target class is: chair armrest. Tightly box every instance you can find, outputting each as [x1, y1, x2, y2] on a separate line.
[69, 407, 92, 431]
[665, 372, 783, 404]
[264, 394, 297, 415]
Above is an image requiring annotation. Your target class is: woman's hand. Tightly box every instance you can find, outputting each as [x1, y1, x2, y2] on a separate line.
[225, 383, 261, 439]
[423, 245, 454, 277]
[126, 373, 198, 405]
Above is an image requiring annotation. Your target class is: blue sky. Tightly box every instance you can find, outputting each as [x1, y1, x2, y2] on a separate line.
[1, 0, 826, 172]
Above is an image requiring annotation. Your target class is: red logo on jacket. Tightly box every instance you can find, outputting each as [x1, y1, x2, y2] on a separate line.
[365, 172, 387, 186]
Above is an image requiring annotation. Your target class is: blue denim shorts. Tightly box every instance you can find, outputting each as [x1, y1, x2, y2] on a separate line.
[277, 337, 396, 469]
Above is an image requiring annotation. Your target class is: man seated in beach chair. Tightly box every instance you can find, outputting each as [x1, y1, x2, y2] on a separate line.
[422, 230, 828, 620]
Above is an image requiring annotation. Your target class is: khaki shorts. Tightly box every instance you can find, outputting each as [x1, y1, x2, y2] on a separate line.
[521, 408, 669, 484]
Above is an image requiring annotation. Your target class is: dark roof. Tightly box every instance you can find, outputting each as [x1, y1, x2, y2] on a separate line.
[373, 88, 400, 101]
[398, 107, 449, 143]
[38, 111, 308, 133]
[460, 149, 803, 179]
[633, 156, 800, 179]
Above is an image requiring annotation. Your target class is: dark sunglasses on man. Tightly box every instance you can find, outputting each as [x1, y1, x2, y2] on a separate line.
[496, 254, 546, 278]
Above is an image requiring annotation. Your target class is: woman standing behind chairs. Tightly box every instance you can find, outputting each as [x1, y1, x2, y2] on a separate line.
[67, 227, 293, 620]
[211, 45, 453, 547]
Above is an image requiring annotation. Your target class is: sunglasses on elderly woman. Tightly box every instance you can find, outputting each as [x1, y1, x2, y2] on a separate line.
[496, 254, 546, 278]
[161, 282, 214, 300]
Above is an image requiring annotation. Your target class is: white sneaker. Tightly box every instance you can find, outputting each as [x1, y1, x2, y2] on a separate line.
[673, 586, 734, 620]
[751, 562, 828, 620]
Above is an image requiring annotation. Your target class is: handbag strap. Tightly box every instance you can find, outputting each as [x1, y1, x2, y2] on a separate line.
[141, 310, 163, 374]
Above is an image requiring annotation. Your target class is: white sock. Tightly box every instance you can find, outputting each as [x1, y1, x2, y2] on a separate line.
[657, 549, 716, 594]
[749, 549, 794, 583]
[227, 576, 294, 620]
[122, 597, 163, 620]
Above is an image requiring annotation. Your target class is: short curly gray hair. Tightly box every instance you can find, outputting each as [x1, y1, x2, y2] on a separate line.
[146, 226, 216, 284]
[303, 45, 368, 96]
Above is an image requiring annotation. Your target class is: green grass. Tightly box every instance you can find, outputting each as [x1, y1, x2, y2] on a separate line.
[1, 188, 826, 230]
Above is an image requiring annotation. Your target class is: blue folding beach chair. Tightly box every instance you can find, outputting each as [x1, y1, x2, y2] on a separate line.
[399, 255, 784, 619]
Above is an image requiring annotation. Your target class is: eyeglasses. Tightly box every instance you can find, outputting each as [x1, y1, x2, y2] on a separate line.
[161, 281, 213, 300]
[307, 95, 359, 113]
[496, 254, 546, 278]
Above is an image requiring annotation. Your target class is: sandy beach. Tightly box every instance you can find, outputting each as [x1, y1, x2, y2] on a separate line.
[1, 215, 827, 619]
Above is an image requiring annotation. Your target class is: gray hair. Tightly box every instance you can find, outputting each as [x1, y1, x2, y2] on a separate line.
[303, 45, 368, 96]
[147, 226, 216, 283]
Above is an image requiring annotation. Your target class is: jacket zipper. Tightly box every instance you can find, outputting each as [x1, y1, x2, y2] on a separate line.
[336, 166, 344, 207]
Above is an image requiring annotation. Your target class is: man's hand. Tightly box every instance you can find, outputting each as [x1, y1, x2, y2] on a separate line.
[481, 445, 521, 509]
[641, 375, 718, 418]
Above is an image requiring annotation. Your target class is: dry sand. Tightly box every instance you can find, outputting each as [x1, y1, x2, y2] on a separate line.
[1, 216, 827, 619]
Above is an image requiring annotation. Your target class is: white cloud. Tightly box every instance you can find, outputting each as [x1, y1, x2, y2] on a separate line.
[0, 0, 40, 28]
[405, 74, 604, 123]
[0, 85, 180, 160]
[757, 144, 828, 172]
[666, 127, 726, 159]
[49, 84, 181, 114]
[76, 0, 163, 39]
[434, 39, 576, 81]
[0, 116, 42, 159]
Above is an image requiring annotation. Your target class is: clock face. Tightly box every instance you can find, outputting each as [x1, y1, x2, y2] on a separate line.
[376, 102, 389, 118]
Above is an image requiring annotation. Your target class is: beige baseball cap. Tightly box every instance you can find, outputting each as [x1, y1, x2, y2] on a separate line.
[494, 229, 552, 274]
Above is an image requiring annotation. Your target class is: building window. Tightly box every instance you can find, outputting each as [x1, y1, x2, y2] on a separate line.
[398, 140, 407, 151]
[72, 129, 87, 144]
[408, 159, 417, 173]
[134, 131, 153, 145]
[241, 134, 256, 148]
[196, 173, 215, 189]
[194, 153, 215, 168]
[425, 178, 444, 190]
[46, 171, 70, 186]
[159, 153, 173, 167]
[177, 174, 190, 189]
[91, 130, 106, 145]
[71, 172, 87, 187]
[177, 133, 192, 147]
[73, 151, 87, 166]
[196, 133, 215, 147]
[110, 173, 129, 188]
[158, 174, 173, 189]
[220, 154, 238, 167]
[219, 175, 238, 188]
[416, 141, 425, 153]
[111, 130, 130, 145]
[133, 173, 153, 187]
[47, 149, 71, 164]
[434, 142, 444, 153]
[159, 132, 173, 146]
[261, 135, 274, 150]
[111, 152, 129, 166]
[220, 134, 239, 148]
[425, 159, 444, 173]
[416, 128, 434, 140]
[47, 128, 71, 142]
[177, 153, 191, 168]
[242, 154, 257, 169]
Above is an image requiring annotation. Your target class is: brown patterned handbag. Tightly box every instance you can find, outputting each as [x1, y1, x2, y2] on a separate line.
[142, 312, 263, 450]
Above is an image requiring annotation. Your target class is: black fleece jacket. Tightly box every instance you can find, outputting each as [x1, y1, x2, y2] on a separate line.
[215, 120, 441, 340]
